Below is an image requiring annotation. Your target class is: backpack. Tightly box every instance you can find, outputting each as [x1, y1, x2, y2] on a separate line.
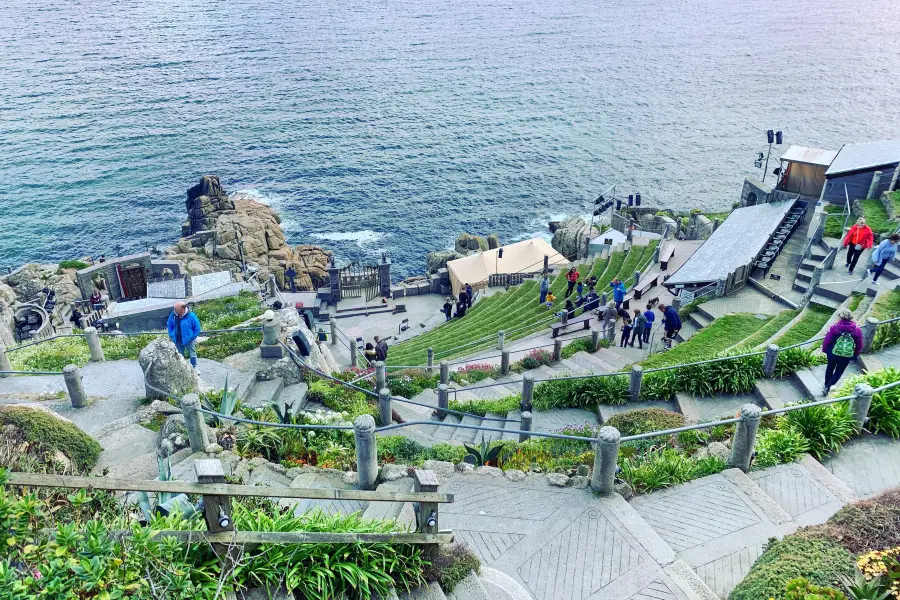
[831, 332, 856, 358]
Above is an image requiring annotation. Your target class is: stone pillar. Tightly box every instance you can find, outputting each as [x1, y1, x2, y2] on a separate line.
[354, 415, 378, 490]
[543, 254, 549, 274]
[63, 365, 88, 408]
[591, 426, 620, 494]
[266, 276, 277, 298]
[500, 350, 510, 376]
[850, 383, 875, 431]
[671, 296, 682, 311]
[652, 246, 660, 264]
[605, 316, 616, 342]
[521, 373, 534, 411]
[378, 256, 392, 299]
[375, 361, 386, 392]
[328, 263, 342, 305]
[378, 388, 392, 427]
[84, 327, 105, 362]
[601, 292, 608, 306]
[427, 348, 434, 373]
[763, 344, 780, 378]
[713, 218, 720, 232]
[591, 328, 601, 352]
[729, 404, 762, 472]
[184, 274, 194, 298]
[497, 330, 505, 351]
[180, 393, 209, 452]
[862, 317, 879, 353]
[329, 318, 338, 345]
[633, 270, 641, 289]
[0, 346, 12, 378]
[260, 312, 284, 359]
[629, 365, 643, 402]
[350, 341, 359, 367]
[813, 212, 826, 243]
[553, 339, 563, 362]
[867, 171, 883, 200]
[715, 278, 727, 297]
[437, 384, 449, 416]
[440, 361, 449, 385]
[519, 411, 532, 442]
[561, 309, 569, 326]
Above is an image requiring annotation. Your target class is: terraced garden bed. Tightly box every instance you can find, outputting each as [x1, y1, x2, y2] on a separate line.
[773, 303, 834, 348]
[738, 309, 799, 349]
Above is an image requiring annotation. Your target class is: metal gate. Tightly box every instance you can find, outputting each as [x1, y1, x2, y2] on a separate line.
[340, 263, 379, 301]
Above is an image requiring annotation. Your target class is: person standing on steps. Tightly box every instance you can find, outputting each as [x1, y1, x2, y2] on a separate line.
[630, 308, 647, 349]
[565, 266, 580, 297]
[821, 309, 863, 395]
[619, 313, 633, 347]
[657, 303, 681, 348]
[457, 287, 469, 311]
[576, 279, 584, 298]
[643, 303, 655, 343]
[866, 234, 899, 283]
[602, 301, 617, 339]
[374, 335, 389, 361]
[539, 273, 550, 304]
[843, 218, 874, 275]
[464, 283, 473, 308]
[545, 290, 556, 309]
[611, 278, 627, 309]
[167, 301, 201, 373]
[442, 297, 453, 321]
[285, 265, 298, 293]
[364, 342, 377, 366]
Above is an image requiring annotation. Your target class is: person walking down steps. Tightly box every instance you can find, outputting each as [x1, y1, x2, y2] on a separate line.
[539, 273, 550, 305]
[843, 218, 874, 275]
[630, 308, 647, 349]
[167, 301, 201, 373]
[619, 312, 633, 347]
[565, 267, 580, 297]
[643, 303, 655, 344]
[611, 278, 627, 309]
[442, 298, 453, 321]
[374, 336, 389, 361]
[822, 309, 863, 395]
[866, 234, 899, 284]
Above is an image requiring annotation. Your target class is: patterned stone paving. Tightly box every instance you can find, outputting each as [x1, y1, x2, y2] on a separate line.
[749, 464, 836, 519]
[457, 530, 525, 564]
[693, 543, 765, 599]
[629, 579, 683, 600]
[444, 480, 572, 521]
[824, 432, 900, 498]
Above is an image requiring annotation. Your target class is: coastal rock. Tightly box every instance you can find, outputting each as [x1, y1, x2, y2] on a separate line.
[551, 216, 591, 260]
[0, 281, 16, 347]
[487, 234, 500, 250]
[426, 249, 464, 274]
[423, 460, 455, 481]
[138, 338, 199, 401]
[455, 233, 490, 255]
[157, 414, 188, 454]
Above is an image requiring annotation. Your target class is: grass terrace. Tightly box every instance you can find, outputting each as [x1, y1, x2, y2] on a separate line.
[738, 309, 800, 349]
[386, 242, 658, 365]
[773, 303, 834, 348]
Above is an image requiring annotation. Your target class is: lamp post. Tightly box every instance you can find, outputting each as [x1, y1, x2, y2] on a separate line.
[586, 183, 617, 259]
[761, 130, 782, 183]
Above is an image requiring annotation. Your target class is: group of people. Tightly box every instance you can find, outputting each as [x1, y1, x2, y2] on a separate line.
[614, 302, 681, 349]
[363, 336, 390, 364]
[442, 283, 474, 321]
[842, 218, 899, 283]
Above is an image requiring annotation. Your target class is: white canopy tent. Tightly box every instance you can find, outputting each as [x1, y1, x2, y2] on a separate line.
[445, 238, 566, 297]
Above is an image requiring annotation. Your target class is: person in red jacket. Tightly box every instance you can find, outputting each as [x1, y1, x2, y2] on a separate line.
[843, 217, 874, 275]
[565, 266, 580, 297]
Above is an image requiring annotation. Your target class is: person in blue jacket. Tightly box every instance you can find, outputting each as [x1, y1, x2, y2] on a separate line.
[643, 303, 655, 343]
[167, 301, 202, 372]
[658, 302, 682, 347]
[867, 234, 899, 283]
[611, 278, 627, 309]
[539, 274, 550, 305]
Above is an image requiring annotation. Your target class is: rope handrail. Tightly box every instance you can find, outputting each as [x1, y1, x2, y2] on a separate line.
[0, 370, 65, 376]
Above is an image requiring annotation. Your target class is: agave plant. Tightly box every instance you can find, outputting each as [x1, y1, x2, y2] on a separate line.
[217, 425, 238, 451]
[200, 374, 238, 427]
[842, 571, 892, 600]
[270, 400, 300, 424]
[463, 440, 502, 467]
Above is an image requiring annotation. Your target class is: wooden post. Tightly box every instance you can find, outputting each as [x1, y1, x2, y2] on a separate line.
[195, 459, 234, 555]
[413, 470, 440, 535]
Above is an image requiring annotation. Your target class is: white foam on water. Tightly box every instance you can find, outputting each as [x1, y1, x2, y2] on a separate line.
[311, 230, 390, 248]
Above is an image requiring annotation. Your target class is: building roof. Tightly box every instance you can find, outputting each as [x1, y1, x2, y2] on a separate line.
[446, 238, 565, 296]
[666, 200, 795, 287]
[779, 145, 837, 167]
[825, 139, 900, 176]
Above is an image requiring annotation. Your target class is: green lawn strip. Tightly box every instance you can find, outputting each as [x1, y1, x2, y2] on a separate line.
[871, 288, 900, 319]
[859, 198, 894, 234]
[587, 255, 610, 280]
[641, 314, 773, 369]
[615, 245, 647, 288]
[739, 310, 800, 349]
[821, 203, 846, 239]
[847, 292, 864, 313]
[890, 191, 900, 216]
[774, 303, 834, 348]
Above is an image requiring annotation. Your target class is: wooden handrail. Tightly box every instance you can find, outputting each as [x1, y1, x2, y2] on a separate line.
[5, 472, 454, 504]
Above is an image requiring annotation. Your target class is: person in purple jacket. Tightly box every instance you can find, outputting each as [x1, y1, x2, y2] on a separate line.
[821, 309, 863, 395]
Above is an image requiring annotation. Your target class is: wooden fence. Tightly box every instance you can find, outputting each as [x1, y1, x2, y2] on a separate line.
[5, 459, 454, 545]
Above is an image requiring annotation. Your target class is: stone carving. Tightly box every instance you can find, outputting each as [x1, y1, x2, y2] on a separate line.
[138, 338, 199, 400]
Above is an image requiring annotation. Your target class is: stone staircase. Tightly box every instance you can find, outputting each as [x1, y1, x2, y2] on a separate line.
[675, 305, 713, 343]
[242, 375, 309, 417]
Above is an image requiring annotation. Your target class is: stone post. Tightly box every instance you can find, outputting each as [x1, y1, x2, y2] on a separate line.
[440, 361, 449, 385]
[437, 384, 449, 417]
[427, 348, 434, 373]
[84, 327, 105, 362]
[375, 361, 386, 392]
[633, 270, 641, 290]
[867, 171, 883, 200]
[553, 339, 563, 362]
[763, 344, 780, 378]
[713, 218, 720, 232]
[350, 342, 359, 367]
[180, 393, 209, 453]
[378, 256, 392, 299]
[327, 263, 342, 305]
[500, 350, 510, 376]
[671, 296, 681, 311]
[0, 346, 12, 378]
[591, 328, 601, 352]
[63, 365, 88, 408]
[629, 365, 643, 402]
[266, 276, 277, 298]
[591, 426, 620, 494]
[262, 315, 278, 346]
[850, 383, 875, 431]
[519, 411, 532, 442]
[378, 388, 392, 427]
[497, 330, 505, 351]
[329, 318, 338, 345]
[652, 246, 660, 264]
[605, 316, 616, 342]
[184, 274, 194, 298]
[862, 317, 879, 353]
[561, 309, 568, 327]
[543, 254, 549, 274]
[824, 246, 837, 270]
[715, 277, 727, 297]
[804, 266, 824, 305]
[813, 212, 826, 243]
[601, 291, 608, 306]
[521, 373, 534, 411]
[729, 404, 762, 472]
[354, 415, 378, 490]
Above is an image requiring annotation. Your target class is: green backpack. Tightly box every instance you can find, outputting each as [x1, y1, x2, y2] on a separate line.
[831, 332, 856, 358]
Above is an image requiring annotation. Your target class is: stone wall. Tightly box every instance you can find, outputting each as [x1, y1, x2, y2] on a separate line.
[740, 177, 772, 207]
[75, 253, 153, 302]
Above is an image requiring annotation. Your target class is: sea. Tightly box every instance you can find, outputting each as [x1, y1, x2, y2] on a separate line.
[2, 0, 899, 279]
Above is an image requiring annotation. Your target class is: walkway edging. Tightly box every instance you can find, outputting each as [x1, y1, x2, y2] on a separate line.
[664, 559, 720, 600]
[722, 468, 792, 525]
[799, 454, 856, 504]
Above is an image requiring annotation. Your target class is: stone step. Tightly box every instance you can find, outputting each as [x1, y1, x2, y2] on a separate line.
[595, 348, 631, 369]
[696, 305, 716, 322]
[502, 409, 522, 441]
[450, 414, 481, 444]
[569, 350, 616, 373]
[466, 378, 508, 400]
[796, 267, 814, 283]
[688, 310, 711, 330]
[245, 377, 284, 409]
[793, 368, 825, 398]
[793, 279, 809, 294]
[475, 412, 509, 445]
[552, 358, 588, 375]
[432, 414, 461, 441]
[400, 582, 448, 600]
[816, 285, 851, 303]
[531, 365, 560, 382]
[362, 478, 414, 522]
[446, 571, 491, 600]
[810, 294, 842, 310]
[676, 320, 698, 343]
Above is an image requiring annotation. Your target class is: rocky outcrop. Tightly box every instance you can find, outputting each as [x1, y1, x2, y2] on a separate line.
[0, 281, 16, 348]
[455, 233, 489, 254]
[3, 264, 81, 308]
[169, 176, 332, 291]
[138, 338, 199, 401]
[551, 216, 591, 260]
[426, 249, 464, 274]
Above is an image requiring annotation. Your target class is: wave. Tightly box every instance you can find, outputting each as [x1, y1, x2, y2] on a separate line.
[311, 230, 390, 248]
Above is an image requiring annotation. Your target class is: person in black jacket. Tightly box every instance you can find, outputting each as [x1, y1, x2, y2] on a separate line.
[374, 336, 389, 361]
[442, 298, 453, 321]
[464, 283, 473, 308]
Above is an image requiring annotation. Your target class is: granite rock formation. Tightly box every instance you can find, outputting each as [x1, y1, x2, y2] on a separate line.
[169, 175, 332, 291]
[0, 281, 16, 347]
[455, 233, 490, 254]
[138, 338, 199, 401]
[551, 216, 591, 260]
[426, 250, 464, 274]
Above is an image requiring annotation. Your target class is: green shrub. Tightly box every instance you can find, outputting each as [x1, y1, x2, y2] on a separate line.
[642, 314, 773, 369]
[522, 349, 553, 370]
[837, 368, 900, 438]
[728, 534, 855, 600]
[605, 408, 685, 436]
[378, 436, 427, 464]
[753, 426, 811, 469]
[449, 395, 520, 417]
[783, 402, 855, 459]
[0, 406, 101, 471]
[773, 348, 826, 378]
[533, 374, 629, 409]
[783, 578, 846, 599]
[825, 488, 900, 553]
[618, 448, 727, 494]
[386, 369, 440, 397]
[561, 337, 594, 359]
[425, 542, 481, 592]
[58, 259, 90, 270]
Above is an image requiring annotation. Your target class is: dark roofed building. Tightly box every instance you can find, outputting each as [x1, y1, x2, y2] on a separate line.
[822, 139, 900, 204]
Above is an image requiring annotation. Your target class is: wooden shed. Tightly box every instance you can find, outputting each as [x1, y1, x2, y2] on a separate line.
[822, 140, 900, 204]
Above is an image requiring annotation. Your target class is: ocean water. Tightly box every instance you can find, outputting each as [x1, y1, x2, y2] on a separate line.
[1, 0, 899, 279]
